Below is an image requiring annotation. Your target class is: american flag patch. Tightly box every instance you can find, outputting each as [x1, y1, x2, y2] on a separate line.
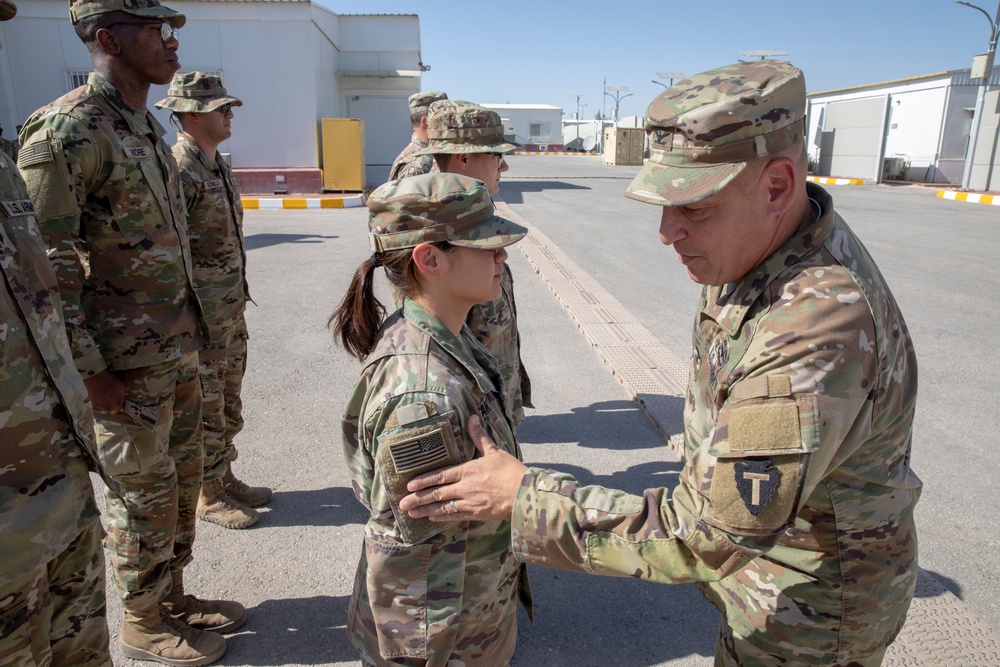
[17, 142, 54, 168]
[389, 431, 449, 473]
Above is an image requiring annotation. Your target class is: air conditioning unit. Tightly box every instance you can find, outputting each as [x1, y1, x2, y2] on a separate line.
[537, 144, 549, 151]
[882, 157, 907, 180]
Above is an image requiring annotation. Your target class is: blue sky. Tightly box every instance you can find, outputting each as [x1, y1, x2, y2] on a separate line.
[319, 0, 993, 120]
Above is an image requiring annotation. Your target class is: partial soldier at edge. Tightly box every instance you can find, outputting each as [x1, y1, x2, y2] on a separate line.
[387, 90, 447, 181]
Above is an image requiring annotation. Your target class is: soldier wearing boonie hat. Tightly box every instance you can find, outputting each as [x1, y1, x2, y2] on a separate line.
[157, 73, 272, 532]
[397, 60, 920, 667]
[331, 172, 531, 666]
[387, 90, 449, 180]
[414, 100, 533, 424]
[18, 2, 245, 665]
[0, 4, 117, 667]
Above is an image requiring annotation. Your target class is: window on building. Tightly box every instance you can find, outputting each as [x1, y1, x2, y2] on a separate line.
[66, 70, 92, 91]
[529, 122, 550, 141]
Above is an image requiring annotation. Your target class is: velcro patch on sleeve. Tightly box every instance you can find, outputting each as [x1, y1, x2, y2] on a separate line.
[17, 139, 77, 223]
[729, 403, 801, 452]
[377, 418, 460, 545]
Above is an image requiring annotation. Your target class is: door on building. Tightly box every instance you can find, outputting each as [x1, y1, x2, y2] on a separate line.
[817, 97, 887, 181]
[347, 96, 410, 186]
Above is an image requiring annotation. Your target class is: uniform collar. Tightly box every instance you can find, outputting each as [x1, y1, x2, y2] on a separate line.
[401, 297, 498, 396]
[88, 72, 165, 141]
[701, 182, 836, 336]
[177, 132, 222, 174]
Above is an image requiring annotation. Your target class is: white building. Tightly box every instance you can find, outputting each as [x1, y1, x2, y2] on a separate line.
[807, 69, 1000, 189]
[481, 104, 564, 151]
[0, 0, 424, 189]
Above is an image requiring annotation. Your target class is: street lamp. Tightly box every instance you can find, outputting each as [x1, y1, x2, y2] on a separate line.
[955, 0, 1000, 191]
[653, 71, 685, 88]
[570, 93, 585, 146]
[604, 86, 633, 124]
[739, 50, 789, 60]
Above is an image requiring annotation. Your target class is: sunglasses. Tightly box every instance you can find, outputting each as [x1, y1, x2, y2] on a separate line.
[110, 21, 178, 42]
[215, 104, 233, 115]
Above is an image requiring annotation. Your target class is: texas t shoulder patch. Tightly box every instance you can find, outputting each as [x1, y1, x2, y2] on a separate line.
[734, 458, 781, 516]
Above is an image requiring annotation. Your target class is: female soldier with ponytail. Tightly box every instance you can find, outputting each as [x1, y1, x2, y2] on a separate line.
[330, 173, 531, 667]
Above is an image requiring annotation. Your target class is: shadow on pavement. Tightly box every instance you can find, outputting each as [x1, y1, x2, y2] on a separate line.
[256, 487, 367, 527]
[222, 595, 356, 665]
[917, 568, 963, 599]
[245, 233, 339, 250]
[499, 180, 590, 205]
[518, 399, 684, 451]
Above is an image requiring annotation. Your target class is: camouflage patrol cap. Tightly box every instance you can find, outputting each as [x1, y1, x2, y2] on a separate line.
[0, 0, 16, 22]
[624, 60, 805, 207]
[368, 173, 526, 252]
[409, 91, 448, 116]
[155, 72, 243, 113]
[415, 102, 518, 156]
[69, 0, 185, 28]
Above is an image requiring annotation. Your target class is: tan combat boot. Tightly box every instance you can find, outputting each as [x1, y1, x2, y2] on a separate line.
[223, 464, 272, 508]
[197, 478, 259, 529]
[120, 604, 226, 666]
[163, 571, 247, 634]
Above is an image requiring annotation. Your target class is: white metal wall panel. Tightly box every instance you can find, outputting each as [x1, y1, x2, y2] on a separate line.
[347, 95, 409, 186]
[818, 97, 886, 180]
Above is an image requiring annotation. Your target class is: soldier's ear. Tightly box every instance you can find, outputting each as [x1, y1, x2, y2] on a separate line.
[95, 27, 124, 56]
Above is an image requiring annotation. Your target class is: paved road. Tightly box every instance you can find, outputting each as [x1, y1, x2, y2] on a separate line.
[100, 155, 998, 666]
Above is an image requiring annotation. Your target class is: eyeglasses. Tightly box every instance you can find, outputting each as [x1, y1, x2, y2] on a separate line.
[215, 104, 233, 115]
[109, 21, 178, 42]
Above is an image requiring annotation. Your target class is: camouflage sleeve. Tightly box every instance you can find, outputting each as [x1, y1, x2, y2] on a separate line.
[511, 265, 879, 585]
[18, 114, 107, 376]
[176, 165, 201, 218]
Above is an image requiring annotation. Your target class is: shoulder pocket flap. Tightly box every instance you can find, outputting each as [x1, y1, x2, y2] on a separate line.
[377, 418, 460, 545]
[709, 394, 819, 459]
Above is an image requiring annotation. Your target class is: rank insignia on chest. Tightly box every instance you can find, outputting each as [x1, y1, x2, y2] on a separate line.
[734, 458, 780, 516]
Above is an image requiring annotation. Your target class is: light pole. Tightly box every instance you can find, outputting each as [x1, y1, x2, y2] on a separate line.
[570, 93, 584, 146]
[739, 49, 789, 61]
[653, 71, 685, 89]
[956, 0, 1000, 191]
[604, 86, 633, 125]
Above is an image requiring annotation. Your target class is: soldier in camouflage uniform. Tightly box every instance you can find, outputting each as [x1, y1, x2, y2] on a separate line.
[0, 3, 113, 664]
[18, 1, 245, 664]
[387, 91, 447, 181]
[401, 61, 922, 667]
[155, 72, 272, 531]
[0, 123, 17, 162]
[414, 101, 533, 424]
[330, 173, 532, 666]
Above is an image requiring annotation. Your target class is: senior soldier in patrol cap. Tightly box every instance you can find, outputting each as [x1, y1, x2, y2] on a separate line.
[18, 1, 245, 664]
[413, 101, 533, 424]
[387, 90, 448, 181]
[401, 61, 922, 666]
[0, 4, 116, 666]
[156, 72, 272, 531]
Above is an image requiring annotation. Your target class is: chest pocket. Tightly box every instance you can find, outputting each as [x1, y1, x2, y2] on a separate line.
[376, 406, 462, 546]
[706, 375, 820, 536]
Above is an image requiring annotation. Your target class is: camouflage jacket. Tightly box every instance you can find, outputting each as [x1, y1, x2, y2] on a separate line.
[172, 133, 249, 339]
[511, 184, 921, 662]
[466, 263, 532, 423]
[17, 73, 207, 377]
[388, 136, 437, 181]
[0, 152, 113, 581]
[342, 298, 527, 666]
[0, 136, 17, 162]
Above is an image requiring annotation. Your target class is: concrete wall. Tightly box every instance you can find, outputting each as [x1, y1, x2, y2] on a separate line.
[483, 105, 564, 150]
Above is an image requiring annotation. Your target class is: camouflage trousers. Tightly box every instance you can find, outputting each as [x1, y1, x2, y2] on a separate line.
[96, 351, 203, 614]
[713, 621, 888, 667]
[0, 519, 111, 667]
[199, 317, 248, 483]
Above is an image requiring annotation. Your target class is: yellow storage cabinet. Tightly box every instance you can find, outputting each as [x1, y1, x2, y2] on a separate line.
[321, 118, 366, 191]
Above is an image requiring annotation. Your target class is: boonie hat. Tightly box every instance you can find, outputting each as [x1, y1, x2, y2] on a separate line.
[624, 60, 805, 207]
[409, 91, 448, 116]
[368, 173, 527, 253]
[416, 102, 517, 156]
[155, 72, 242, 113]
[0, 0, 16, 22]
[69, 0, 185, 28]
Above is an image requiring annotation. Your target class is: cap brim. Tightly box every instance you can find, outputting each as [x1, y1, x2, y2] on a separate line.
[154, 95, 242, 112]
[623, 160, 746, 207]
[125, 5, 186, 28]
[448, 214, 527, 249]
[415, 142, 518, 156]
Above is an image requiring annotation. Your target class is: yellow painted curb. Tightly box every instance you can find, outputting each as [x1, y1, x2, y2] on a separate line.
[806, 176, 871, 186]
[240, 195, 365, 209]
[513, 151, 598, 156]
[936, 190, 1000, 206]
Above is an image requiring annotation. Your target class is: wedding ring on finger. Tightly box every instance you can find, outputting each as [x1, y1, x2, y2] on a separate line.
[448, 500, 458, 514]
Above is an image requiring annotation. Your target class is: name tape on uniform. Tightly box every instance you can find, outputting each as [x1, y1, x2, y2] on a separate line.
[123, 146, 153, 159]
[204, 179, 223, 190]
[1, 199, 36, 217]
